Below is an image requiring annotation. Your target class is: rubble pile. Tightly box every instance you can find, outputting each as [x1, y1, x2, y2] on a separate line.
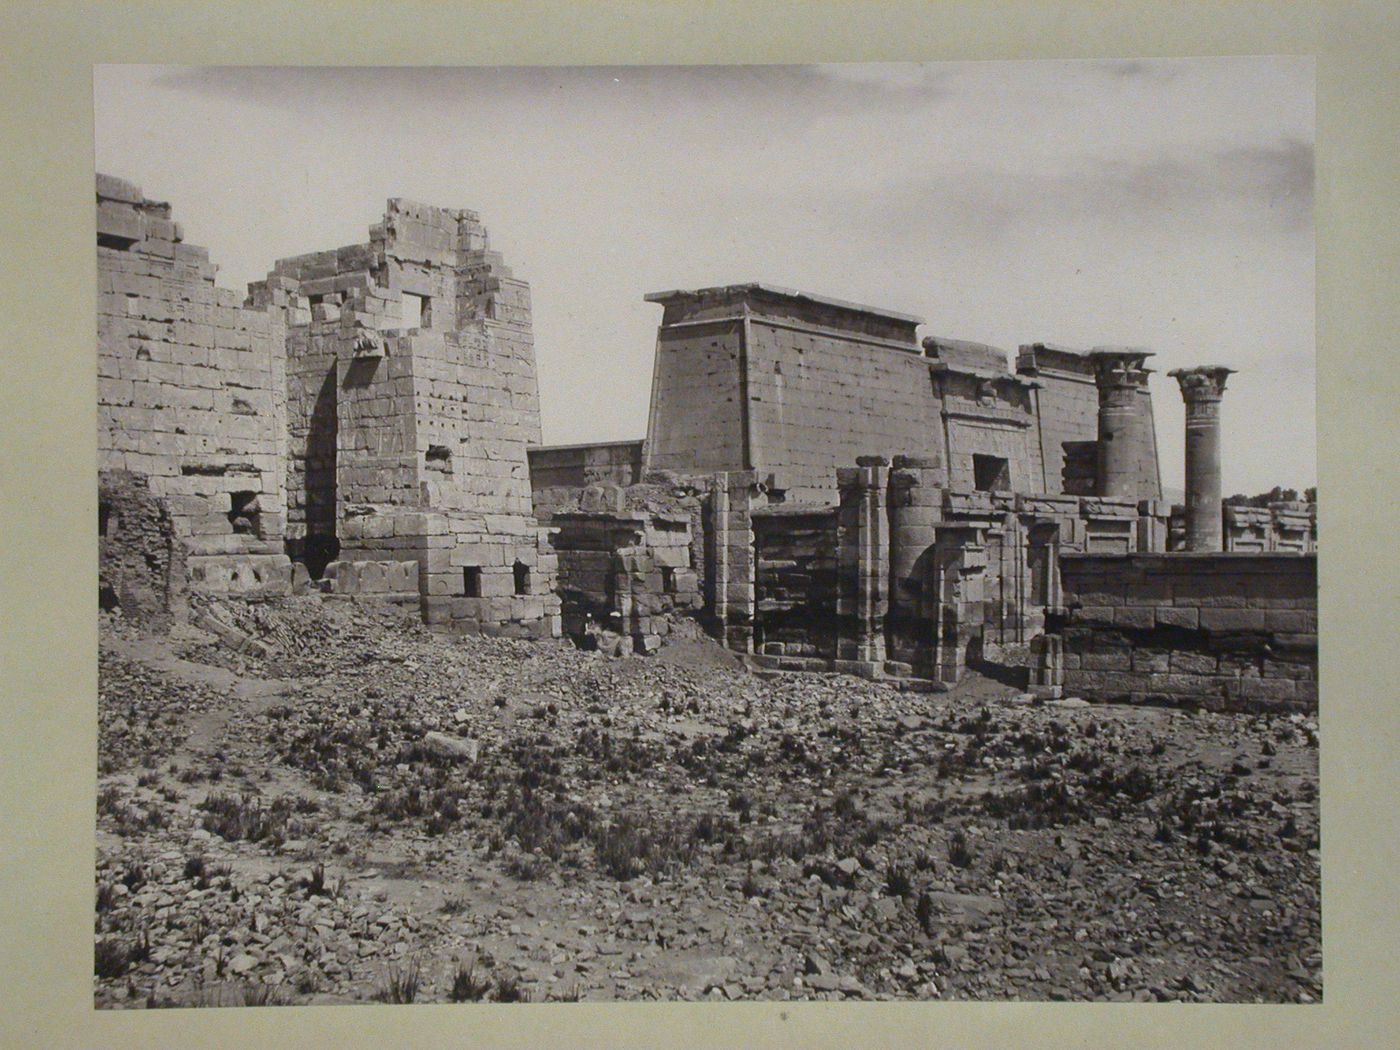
[95, 598, 1321, 1007]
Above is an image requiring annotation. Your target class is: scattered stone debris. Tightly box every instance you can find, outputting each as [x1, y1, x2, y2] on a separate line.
[95, 596, 1320, 1007]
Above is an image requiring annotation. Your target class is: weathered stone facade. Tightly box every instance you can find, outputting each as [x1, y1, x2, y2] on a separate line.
[1044, 553, 1318, 713]
[97, 176, 557, 637]
[531, 282, 1311, 706]
[98, 177, 1313, 705]
[639, 284, 1162, 505]
[97, 175, 293, 598]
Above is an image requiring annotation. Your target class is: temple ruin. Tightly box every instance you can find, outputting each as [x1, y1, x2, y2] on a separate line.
[97, 177, 1317, 710]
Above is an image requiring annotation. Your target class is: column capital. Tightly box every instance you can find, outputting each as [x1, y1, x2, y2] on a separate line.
[1089, 347, 1155, 392]
[1169, 365, 1235, 402]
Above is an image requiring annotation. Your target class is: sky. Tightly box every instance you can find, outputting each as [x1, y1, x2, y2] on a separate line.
[93, 60, 1315, 497]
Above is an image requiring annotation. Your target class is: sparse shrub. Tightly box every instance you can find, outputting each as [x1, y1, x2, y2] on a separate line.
[494, 972, 530, 1003]
[302, 863, 338, 898]
[449, 960, 492, 1002]
[505, 853, 545, 880]
[240, 982, 286, 1007]
[94, 937, 131, 979]
[948, 828, 975, 869]
[884, 863, 913, 898]
[199, 792, 293, 847]
[915, 890, 935, 934]
[374, 956, 422, 1004]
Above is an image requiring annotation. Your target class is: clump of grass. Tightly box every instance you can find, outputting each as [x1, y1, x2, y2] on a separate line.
[948, 828, 975, 870]
[199, 792, 293, 847]
[449, 960, 492, 1002]
[505, 853, 546, 880]
[915, 890, 935, 934]
[494, 971, 530, 1003]
[94, 937, 131, 979]
[373, 956, 422, 1004]
[239, 982, 286, 1007]
[301, 863, 339, 898]
[884, 862, 913, 898]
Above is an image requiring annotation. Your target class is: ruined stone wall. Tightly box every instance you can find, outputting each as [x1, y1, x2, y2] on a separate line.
[545, 481, 707, 650]
[527, 441, 646, 496]
[97, 174, 291, 596]
[645, 317, 750, 475]
[1017, 344, 1099, 494]
[98, 471, 187, 620]
[1223, 502, 1318, 554]
[928, 366, 1044, 495]
[1050, 553, 1317, 713]
[244, 195, 556, 635]
[644, 286, 1165, 508]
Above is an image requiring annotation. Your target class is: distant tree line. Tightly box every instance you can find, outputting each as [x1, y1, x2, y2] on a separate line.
[1223, 485, 1317, 507]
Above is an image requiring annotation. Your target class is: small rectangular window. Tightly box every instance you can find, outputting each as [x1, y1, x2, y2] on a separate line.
[401, 293, 430, 329]
[513, 561, 530, 595]
[228, 491, 260, 535]
[973, 455, 1011, 493]
[98, 233, 137, 252]
[463, 566, 482, 597]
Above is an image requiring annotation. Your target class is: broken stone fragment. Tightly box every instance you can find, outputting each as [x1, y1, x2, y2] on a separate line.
[422, 730, 479, 762]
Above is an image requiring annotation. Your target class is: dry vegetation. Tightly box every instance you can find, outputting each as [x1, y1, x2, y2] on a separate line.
[95, 596, 1320, 1007]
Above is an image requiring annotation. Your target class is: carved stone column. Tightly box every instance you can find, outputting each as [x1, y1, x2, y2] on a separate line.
[1089, 349, 1154, 501]
[1170, 366, 1235, 552]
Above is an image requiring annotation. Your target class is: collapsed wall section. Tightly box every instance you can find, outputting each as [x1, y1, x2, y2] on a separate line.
[96, 174, 292, 597]
[546, 480, 706, 653]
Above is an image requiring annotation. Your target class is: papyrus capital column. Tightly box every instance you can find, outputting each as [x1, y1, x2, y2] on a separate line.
[1089, 348, 1154, 500]
[1170, 366, 1235, 552]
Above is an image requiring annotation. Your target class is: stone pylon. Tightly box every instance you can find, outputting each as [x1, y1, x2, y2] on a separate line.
[1170, 366, 1236, 552]
[1089, 349, 1154, 501]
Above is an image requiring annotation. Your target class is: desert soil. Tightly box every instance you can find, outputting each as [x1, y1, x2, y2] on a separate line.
[94, 596, 1321, 1007]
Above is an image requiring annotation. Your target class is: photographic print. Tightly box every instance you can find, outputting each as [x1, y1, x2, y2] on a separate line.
[92, 60, 1318, 1008]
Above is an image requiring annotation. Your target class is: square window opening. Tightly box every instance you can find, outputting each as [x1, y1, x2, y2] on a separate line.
[228, 491, 260, 535]
[973, 455, 1011, 493]
[401, 292, 431, 329]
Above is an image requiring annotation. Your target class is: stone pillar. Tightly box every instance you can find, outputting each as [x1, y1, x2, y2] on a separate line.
[1089, 349, 1154, 501]
[1170, 366, 1235, 552]
[707, 471, 757, 653]
[931, 526, 987, 684]
[836, 457, 889, 671]
[887, 455, 946, 676]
